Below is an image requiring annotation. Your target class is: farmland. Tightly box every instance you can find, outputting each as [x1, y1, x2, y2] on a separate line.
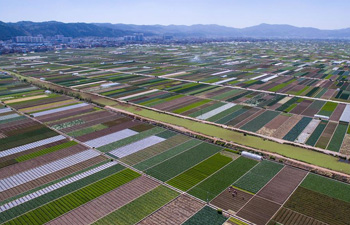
[1, 41, 350, 225]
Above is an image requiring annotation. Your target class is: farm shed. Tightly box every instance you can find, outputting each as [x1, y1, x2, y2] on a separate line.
[100, 82, 120, 88]
[314, 114, 329, 120]
[241, 151, 263, 161]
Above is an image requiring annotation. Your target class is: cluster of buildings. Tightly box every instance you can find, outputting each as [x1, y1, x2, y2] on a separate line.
[123, 33, 144, 42]
[15, 35, 73, 43]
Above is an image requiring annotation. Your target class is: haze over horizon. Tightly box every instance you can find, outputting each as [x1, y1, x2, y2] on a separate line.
[1, 0, 349, 30]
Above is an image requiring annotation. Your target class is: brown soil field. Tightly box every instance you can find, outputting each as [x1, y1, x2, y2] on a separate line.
[47, 176, 159, 225]
[321, 89, 336, 99]
[138, 194, 204, 225]
[236, 196, 281, 225]
[330, 104, 346, 121]
[1, 120, 38, 134]
[10, 96, 70, 110]
[301, 103, 324, 117]
[257, 166, 307, 204]
[48, 110, 113, 126]
[271, 115, 302, 139]
[227, 108, 260, 127]
[211, 189, 253, 213]
[154, 96, 199, 111]
[315, 122, 337, 148]
[257, 127, 276, 136]
[0, 117, 33, 130]
[264, 115, 290, 130]
[38, 105, 94, 122]
[61, 114, 120, 133]
[290, 100, 313, 114]
[20, 99, 78, 113]
[340, 134, 350, 155]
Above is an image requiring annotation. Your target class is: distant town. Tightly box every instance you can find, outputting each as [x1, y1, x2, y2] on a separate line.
[0, 33, 263, 55]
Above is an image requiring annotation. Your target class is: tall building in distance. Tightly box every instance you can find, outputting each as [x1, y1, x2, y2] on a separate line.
[15, 35, 44, 43]
[123, 33, 144, 42]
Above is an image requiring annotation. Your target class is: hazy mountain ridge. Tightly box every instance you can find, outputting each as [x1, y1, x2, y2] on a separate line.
[1, 21, 350, 40]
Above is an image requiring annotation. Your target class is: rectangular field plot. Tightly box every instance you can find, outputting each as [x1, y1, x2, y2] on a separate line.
[109, 135, 165, 158]
[167, 153, 232, 191]
[300, 173, 350, 202]
[236, 196, 281, 225]
[120, 134, 190, 165]
[84, 129, 138, 148]
[283, 117, 312, 141]
[0, 163, 126, 224]
[269, 207, 327, 225]
[257, 166, 307, 204]
[133, 139, 201, 171]
[3, 169, 140, 225]
[145, 142, 222, 181]
[315, 122, 338, 149]
[305, 120, 328, 146]
[240, 110, 280, 132]
[233, 160, 284, 194]
[284, 187, 350, 225]
[182, 206, 227, 225]
[211, 188, 253, 213]
[188, 157, 258, 201]
[46, 176, 159, 225]
[137, 194, 205, 225]
[93, 185, 179, 225]
[326, 123, 348, 152]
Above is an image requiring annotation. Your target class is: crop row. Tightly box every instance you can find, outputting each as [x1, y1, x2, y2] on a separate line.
[93, 185, 178, 225]
[233, 160, 283, 193]
[4, 168, 140, 225]
[145, 142, 222, 181]
[188, 157, 258, 201]
[167, 153, 232, 191]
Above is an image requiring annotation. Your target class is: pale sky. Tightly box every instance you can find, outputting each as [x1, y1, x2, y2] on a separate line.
[0, 0, 349, 29]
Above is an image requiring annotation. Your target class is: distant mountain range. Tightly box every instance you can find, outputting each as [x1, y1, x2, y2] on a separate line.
[1, 21, 350, 40]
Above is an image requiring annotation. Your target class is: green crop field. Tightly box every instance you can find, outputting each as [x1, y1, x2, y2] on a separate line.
[145, 142, 222, 181]
[3, 168, 139, 225]
[93, 185, 178, 225]
[15, 140, 78, 162]
[182, 206, 227, 225]
[327, 123, 348, 152]
[167, 153, 232, 191]
[0, 161, 121, 223]
[301, 173, 350, 202]
[133, 139, 202, 171]
[188, 157, 258, 201]
[233, 160, 283, 193]
[285, 187, 350, 225]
